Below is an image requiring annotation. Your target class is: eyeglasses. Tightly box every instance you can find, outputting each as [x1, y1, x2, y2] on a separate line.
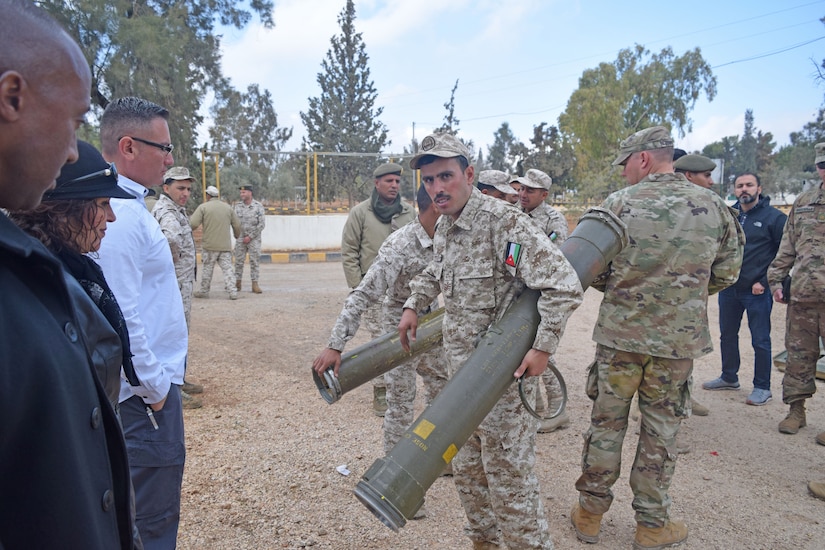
[120, 136, 174, 155]
[64, 163, 118, 186]
[816, 161, 825, 170]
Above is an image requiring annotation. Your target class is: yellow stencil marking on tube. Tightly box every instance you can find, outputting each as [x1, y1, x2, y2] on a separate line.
[413, 419, 435, 439]
[443, 444, 458, 463]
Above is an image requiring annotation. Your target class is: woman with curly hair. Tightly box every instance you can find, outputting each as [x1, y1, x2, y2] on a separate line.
[10, 140, 140, 406]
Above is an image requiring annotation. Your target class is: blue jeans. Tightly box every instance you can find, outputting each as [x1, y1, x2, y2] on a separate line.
[718, 287, 773, 390]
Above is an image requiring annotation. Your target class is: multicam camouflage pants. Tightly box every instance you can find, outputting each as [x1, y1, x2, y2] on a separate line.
[443, 324, 551, 549]
[234, 238, 262, 283]
[783, 302, 825, 403]
[199, 250, 236, 295]
[576, 344, 692, 528]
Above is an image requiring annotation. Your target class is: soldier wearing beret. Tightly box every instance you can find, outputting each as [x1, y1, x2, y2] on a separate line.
[674, 153, 716, 190]
[572, 126, 743, 549]
[767, 142, 825, 501]
[233, 184, 266, 294]
[399, 132, 582, 549]
[341, 161, 415, 415]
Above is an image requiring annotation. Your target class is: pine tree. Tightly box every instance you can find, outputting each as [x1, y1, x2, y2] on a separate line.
[300, 0, 388, 205]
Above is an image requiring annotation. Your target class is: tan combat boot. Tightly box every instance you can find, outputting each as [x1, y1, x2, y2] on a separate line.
[571, 503, 602, 544]
[538, 411, 570, 433]
[252, 281, 262, 294]
[808, 480, 825, 501]
[471, 541, 500, 550]
[236, 280, 241, 291]
[691, 398, 709, 416]
[816, 431, 825, 446]
[633, 520, 688, 550]
[181, 390, 203, 410]
[778, 400, 806, 434]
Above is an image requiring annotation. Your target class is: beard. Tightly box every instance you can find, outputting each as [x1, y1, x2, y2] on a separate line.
[739, 193, 757, 205]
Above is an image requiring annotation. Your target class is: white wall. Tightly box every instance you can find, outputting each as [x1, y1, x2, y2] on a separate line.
[259, 214, 348, 251]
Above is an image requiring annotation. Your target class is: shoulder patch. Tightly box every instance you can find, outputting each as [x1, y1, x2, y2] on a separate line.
[505, 242, 522, 268]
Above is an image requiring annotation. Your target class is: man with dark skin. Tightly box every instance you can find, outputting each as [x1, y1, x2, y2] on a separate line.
[0, 1, 137, 547]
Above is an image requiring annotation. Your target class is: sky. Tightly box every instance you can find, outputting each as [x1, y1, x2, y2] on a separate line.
[216, 0, 825, 157]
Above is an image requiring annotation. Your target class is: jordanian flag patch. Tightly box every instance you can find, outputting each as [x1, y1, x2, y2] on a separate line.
[505, 242, 522, 267]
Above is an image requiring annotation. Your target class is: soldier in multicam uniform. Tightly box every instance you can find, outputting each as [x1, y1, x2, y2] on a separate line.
[154, 166, 203, 407]
[341, 162, 416, 416]
[767, 142, 825, 501]
[512, 168, 571, 433]
[571, 126, 743, 550]
[233, 184, 266, 294]
[313, 185, 448, 458]
[398, 132, 583, 550]
[191, 186, 241, 300]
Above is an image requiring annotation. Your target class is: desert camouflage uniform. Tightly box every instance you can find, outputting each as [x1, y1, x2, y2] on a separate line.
[526, 201, 569, 243]
[153, 194, 196, 326]
[525, 201, 569, 413]
[327, 218, 448, 453]
[233, 198, 266, 284]
[405, 189, 583, 549]
[767, 182, 825, 403]
[576, 172, 743, 528]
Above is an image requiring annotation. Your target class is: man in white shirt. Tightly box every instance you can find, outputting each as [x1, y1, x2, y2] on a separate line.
[97, 96, 189, 550]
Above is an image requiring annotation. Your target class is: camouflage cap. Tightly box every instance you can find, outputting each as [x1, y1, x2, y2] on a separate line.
[164, 166, 194, 183]
[409, 133, 471, 169]
[815, 142, 825, 164]
[612, 125, 674, 166]
[673, 154, 716, 173]
[511, 168, 552, 190]
[373, 162, 403, 178]
[239, 184, 254, 192]
[478, 169, 517, 195]
[205, 185, 219, 197]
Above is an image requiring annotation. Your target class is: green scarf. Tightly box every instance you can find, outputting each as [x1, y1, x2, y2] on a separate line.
[371, 188, 403, 223]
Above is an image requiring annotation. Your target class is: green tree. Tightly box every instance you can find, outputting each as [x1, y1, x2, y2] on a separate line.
[300, 0, 388, 206]
[738, 109, 758, 174]
[43, 0, 275, 168]
[559, 44, 716, 192]
[487, 122, 520, 172]
[523, 123, 576, 190]
[210, 83, 293, 197]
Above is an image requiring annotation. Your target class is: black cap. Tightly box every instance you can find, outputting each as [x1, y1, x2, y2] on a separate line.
[43, 141, 135, 201]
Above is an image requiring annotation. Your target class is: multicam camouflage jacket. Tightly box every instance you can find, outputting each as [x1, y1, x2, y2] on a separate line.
[767, 182, 825, 303]
[592, 172, 744, 359]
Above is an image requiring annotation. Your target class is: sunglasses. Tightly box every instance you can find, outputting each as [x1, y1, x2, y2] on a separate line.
[64, 163, 118, 186]
[816, 161, 825, 170]
[120, 136, 174, 155]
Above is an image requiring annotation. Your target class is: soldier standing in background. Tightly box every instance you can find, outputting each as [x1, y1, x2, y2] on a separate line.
[399, 132, 583, 550]
[512, 168, 571, 433]
[191, 185, 241, 300]
[341, 162, 416, 416]
[767, 142, 825, 501]
[234, 184, 266, 294]
[571, 126, 743, 550]
[476, 169, 518, 203]
[154, 166, 203, 408]
[673, 154, 717, 190]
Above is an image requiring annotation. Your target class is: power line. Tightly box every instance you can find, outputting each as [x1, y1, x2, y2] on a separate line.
[713, 35, 825, 68]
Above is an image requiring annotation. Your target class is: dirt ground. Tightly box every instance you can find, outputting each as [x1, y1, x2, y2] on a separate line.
[181, 261, 825, 549]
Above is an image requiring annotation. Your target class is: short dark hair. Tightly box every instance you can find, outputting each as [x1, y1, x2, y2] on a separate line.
[415, 154, 469, 171]
[416, 183, 433, 212]
[735, 172, 761, 186]
[672, 148, 687, 162]
[477, 182, 497, 193]
[100, 97, 170, 155]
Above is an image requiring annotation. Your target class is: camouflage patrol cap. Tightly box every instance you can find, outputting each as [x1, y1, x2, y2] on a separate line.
[239, 184, 254, 192]
[511, 168, 552, 190]
[478, 169, 517, 195]
[612, 126, 674, 166]
[163, 166, 194, 183]
[673, 154, 716, 173]
[373, 162, 403, 178]
[815, 142, 825, 164]
[409, 133, 471, 169]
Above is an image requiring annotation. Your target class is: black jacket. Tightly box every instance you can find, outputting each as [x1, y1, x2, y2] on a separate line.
[728, 195, 787, 292]
[0, 214, 136, 549]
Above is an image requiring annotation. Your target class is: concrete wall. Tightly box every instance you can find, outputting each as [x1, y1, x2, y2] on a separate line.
[259, 214, 348, 251]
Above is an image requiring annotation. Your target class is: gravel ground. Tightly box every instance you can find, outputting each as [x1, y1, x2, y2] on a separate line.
[181, 261, 825, 549]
